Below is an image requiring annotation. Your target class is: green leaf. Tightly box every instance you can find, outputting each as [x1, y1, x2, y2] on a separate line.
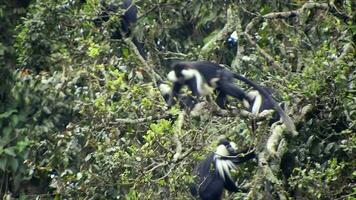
[88, 44, 100, 57]
[0, 43, 5, 56]
[11, 115, 20, 127]
[4, 147, 16, 157]
[0, 109, 17, 119]
[324, 143, 334, 154]
[16, 139, 30, 152]
[0, 158, 7, 171]
[8, 157, 19, 172]
[122, 48, 129, 58]
[2, 127, 12, 137]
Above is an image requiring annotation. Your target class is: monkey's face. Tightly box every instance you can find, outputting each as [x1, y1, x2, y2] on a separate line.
[216, 140, 238, 158]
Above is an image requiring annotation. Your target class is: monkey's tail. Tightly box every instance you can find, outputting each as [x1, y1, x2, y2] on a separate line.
[232, 74, 296, 133]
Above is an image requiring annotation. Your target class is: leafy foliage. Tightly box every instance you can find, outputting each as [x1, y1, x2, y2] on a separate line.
[0, 0, 354, 199]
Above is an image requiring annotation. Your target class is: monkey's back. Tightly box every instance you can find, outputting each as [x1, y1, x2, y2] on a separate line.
[190, 61, 224, 81]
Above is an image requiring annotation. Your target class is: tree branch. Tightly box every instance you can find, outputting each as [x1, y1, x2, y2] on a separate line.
[199, 6, 237, 57]
[243, 2, 351, 72]
[124, 38, 162, 84]
[247, 104, 314, 199]
[243, 32, 286, 71]
[109, 114, 170, 124]
[172, 111, 186, 162]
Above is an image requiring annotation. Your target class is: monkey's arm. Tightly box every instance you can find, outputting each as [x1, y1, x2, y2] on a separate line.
[185, 78, 199, 96]
[233, 149, 256, 164]
[168, 83, 183, 106]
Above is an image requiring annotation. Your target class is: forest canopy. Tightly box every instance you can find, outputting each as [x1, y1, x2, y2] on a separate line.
[0, 0, 355, 199]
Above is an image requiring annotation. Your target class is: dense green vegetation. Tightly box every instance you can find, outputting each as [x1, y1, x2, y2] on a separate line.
[0, 0, 355, 199]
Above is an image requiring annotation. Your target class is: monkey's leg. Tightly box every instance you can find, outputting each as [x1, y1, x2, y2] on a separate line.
[216, 91, 227, 109]
[169, 83, 183, 106]
[186, 78, 199, 96]
[218, 82, 250, 102]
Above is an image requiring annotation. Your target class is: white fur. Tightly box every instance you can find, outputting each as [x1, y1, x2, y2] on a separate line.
[230, 31, 238, 40]
[169, 68, 215, 96]
[214, 144, 236, 180]
[159, 84, 171, 94]
[247, 90, 259, 99]
[182, 69, 213, 96]
[215, 159, 236, 181]
[252, 93, 262, 115]
[181, 69, 195, 79]
[229, 142, 238, 151]
[209, 78, 219, 88]
[243, 90, 262, 114]
[215, 144, 229, 156]
[167, 71, 178, 82]
[242, 99, 250, 109]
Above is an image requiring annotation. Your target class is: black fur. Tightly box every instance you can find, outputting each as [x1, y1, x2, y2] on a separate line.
[94, 0, 145, 57]
[158, 82, 198, 112]
[190, 139, 256, 200]
[166, 61, 296, 132]
[168, 61, 250, 107]
[247, 87, 286, 127]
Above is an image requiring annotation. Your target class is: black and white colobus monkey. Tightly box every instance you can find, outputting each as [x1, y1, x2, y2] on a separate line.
[159, 83, 198, 112]
[190, 139, 256, 200]
[166, 61, 296, 133]
[242, 87, 286, 131]
[94, 0, 145, 57]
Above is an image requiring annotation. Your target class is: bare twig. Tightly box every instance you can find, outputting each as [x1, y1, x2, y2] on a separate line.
[156, 140, 175, 154]
[215, 107, 275, 122]
[245, 2, 335, 34]
[137, 3, 180, 21]
[152, 165, 175, 181]
[109, 114, 169, 124]
[146, 162, 169, 173]
[110, 116, 153, 124]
